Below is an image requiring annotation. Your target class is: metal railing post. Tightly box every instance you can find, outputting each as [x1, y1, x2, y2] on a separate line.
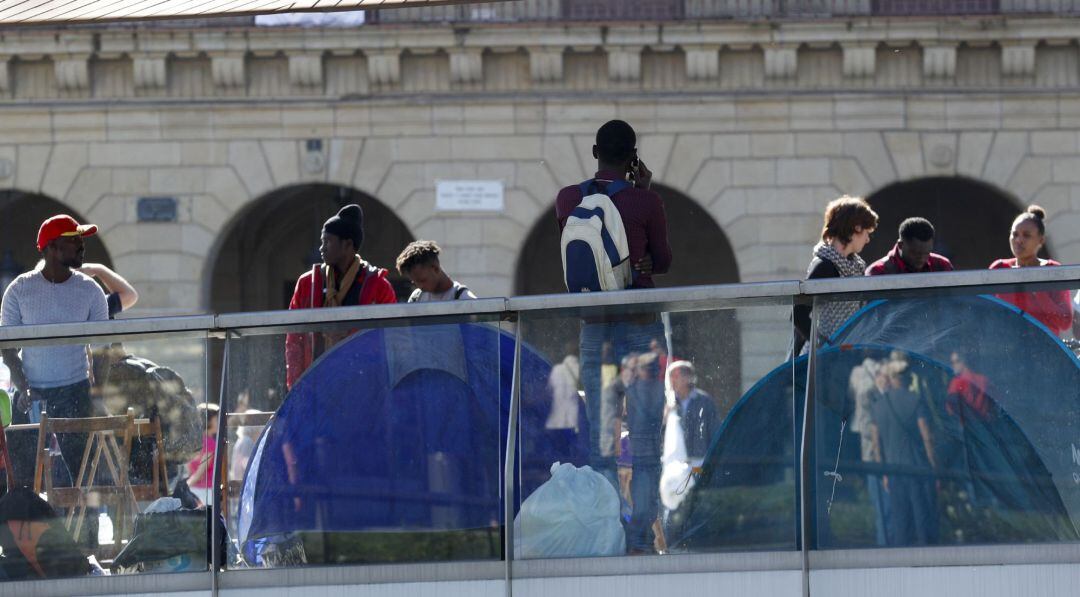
[798, 299, 819, 597]
[503, 316, 523, 597]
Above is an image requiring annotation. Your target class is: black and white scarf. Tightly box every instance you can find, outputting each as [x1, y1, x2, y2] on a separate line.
[812, 241, 867, 344]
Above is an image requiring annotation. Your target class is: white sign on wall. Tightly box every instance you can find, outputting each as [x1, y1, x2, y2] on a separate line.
[436, 180, 505, 212]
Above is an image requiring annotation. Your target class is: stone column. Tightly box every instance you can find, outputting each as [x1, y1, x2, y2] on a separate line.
[608, 46, 642, 82]
[842, 43, 876, 78]
[685, 45, 721, 81]
[449, 48, 483, 84]
[211, 54, 246, 88]
[764, 45, 797, 79]
[54, 54, 90, 91]
[529, 47, 563, 83]
[288, 53, 324, 87]
[1001, 42, 1036, 77]
[922, 44, 957, 79]
[366, 49, 401, 86]
[133, 54, 168, 89]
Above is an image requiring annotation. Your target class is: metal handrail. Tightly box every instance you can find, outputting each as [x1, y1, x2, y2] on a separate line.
[0, 265, 1076, 344]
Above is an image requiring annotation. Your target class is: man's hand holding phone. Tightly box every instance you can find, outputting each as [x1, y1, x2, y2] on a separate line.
[629, 157, 652, 190]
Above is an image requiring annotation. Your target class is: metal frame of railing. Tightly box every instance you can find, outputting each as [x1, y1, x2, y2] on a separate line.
[0, 265, 1077, 597]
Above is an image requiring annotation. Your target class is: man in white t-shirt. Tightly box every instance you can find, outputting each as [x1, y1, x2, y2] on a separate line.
[396, 240, 477, 303]
[1, 214, 110, 486]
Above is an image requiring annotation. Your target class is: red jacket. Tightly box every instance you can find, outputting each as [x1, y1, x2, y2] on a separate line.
[989, 258, 1073, 336]
[865, 242, 954, 275]
[285, 261, 397, 388]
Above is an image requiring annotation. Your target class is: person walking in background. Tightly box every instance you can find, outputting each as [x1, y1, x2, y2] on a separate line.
[625, 351, 666, 554]
[865, 217, 953, 276]
[284, 204, 397, 389]
[555, 120, 672, 490]
[793, 196, 879, 355]
[396, 240, 477, 302]
[989, 205, 1073, 337]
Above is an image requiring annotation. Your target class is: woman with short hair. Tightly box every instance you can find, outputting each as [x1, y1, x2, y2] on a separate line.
[793, 195, 879, 355]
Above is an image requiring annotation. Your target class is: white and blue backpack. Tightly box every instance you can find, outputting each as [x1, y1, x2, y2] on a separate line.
[561, 179, 633, 293]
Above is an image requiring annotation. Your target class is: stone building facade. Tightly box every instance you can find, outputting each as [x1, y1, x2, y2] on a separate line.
[3, 6, 1080, 397]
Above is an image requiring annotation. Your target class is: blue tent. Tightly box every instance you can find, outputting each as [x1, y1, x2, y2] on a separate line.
[237, 323, 588, 560]
[672, 295, 1080, 551]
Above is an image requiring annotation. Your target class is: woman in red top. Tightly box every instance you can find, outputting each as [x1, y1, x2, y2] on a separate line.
[989, 205, 1073, 336]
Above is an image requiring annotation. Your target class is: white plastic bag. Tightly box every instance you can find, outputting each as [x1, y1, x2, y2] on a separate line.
[660, 410, 696, 511]
[514, 462, 625, 558]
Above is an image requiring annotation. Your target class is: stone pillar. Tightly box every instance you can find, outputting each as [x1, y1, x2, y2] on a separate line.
[608, 46, 642, 82]
[1001, 42, 1036, 77]
[54, 54, 90, 91]
[211, 54, 246, 88]
[842, 43, 876, 78]
[764, 45, 797, 79]
[133, 54, 167, 89]
[0, 57, 10, 93]
[449, 48, 483, 84]
[528, 47, 563, 83]
[288, 53, 324, 87]
[922, 44, 957, 79]
[366, 49, 401, 86]
[685, 45, 720, 81]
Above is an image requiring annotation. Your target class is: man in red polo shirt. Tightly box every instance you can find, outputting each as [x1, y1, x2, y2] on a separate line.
[865, 217, 953, 276]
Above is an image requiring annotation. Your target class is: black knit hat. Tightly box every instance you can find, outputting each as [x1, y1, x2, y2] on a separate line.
[322, 204, 363, 249]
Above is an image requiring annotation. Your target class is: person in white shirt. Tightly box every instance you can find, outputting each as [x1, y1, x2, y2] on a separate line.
[396, 240, 477, 302]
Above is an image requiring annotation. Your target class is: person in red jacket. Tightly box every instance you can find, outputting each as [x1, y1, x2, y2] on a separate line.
[989, 205, 1073, 336]
[284, 204, 397, 389]
[865, 217, 953, 276]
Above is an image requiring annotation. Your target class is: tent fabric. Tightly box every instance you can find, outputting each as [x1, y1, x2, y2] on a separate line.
[673, 295, 1080, 551]
[238, 323, 587, 550]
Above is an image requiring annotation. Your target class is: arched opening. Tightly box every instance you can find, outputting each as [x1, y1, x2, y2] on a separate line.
[514, 184, 744, 409]
[207, 184, 415, 409]
[208, 184, 415, 313]
[864, 177, 1032, 270]
[0, 190, 114, 286]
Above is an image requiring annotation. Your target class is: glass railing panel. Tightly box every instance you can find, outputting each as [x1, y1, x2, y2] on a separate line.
[810, 281, 1080, 549]
[222, 313, 505, 568]
[514, 297, 797, 558]
[0, 330, 211, 580]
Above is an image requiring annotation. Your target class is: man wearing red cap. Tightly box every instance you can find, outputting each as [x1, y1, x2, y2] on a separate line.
[1, 215, 110, 485]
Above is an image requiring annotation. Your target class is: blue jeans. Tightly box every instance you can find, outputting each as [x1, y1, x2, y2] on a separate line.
[579, 319, 664, 489]
[32, 380, 92, 488]
[866, 474, 889, 547]
[627, 463, 661, 551]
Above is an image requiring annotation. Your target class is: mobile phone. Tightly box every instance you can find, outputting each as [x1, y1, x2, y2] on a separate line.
[628, 157, 639, 183]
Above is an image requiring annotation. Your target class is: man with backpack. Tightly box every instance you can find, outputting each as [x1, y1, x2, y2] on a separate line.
[555, 119, 672, 554]
[396, 240, 477, 302]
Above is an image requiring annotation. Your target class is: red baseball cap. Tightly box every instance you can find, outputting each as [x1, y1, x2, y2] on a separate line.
[37, 215, 97, 252]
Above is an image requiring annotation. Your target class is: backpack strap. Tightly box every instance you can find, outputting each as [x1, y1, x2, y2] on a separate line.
[579, 178, 631, 197]
[453, 283, 470, 300]
[407, 288, 422, 303]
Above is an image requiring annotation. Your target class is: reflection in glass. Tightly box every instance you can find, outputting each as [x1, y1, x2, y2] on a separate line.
[229, 321, 505, 567]
[813, 294, 1080, 549]
[518, 304, 795, 558]
[0, 335, 210, 579]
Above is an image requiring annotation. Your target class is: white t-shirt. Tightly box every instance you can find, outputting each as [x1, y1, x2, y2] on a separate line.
[408, 281, 477, 303]
[0, 270, 109, 388]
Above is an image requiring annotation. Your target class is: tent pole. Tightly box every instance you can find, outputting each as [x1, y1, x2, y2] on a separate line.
[799, 299, 819, 597]
[503, 317, 522, 597]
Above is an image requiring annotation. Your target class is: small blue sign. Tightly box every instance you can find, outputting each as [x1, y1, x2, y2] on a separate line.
[137, 197, 178, 223]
